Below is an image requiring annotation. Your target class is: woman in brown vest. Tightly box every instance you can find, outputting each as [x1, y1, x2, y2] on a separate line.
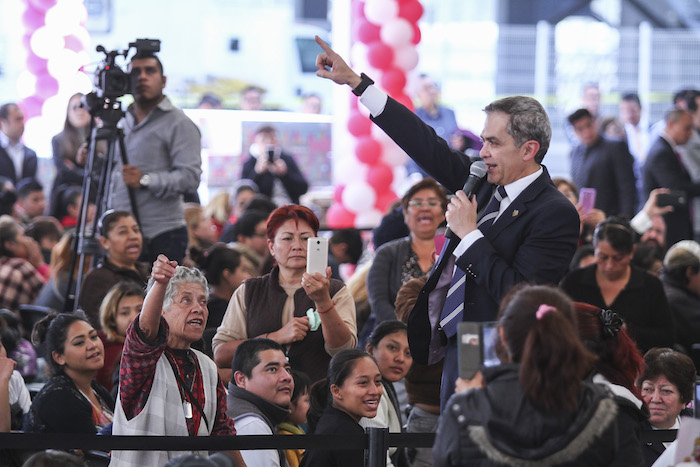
[212, 205, 357, 382]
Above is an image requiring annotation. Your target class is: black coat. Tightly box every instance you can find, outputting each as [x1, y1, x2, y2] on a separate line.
[0, 145, 37, 184]
[643, 136, 700, 246]
[560, 264, 673, 353]
[241, 152, 308, 204]
[433, 364, 630, 466]
[569, 136, 638, 217]
[301, 405, 364, 467]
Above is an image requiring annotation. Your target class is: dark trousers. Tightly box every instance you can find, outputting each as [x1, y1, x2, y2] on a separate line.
[140, 226, 188, 265]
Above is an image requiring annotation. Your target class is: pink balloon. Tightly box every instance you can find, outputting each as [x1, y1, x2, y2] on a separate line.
[411, 22, 422, 44]
[35, 73, 59, 99]
[367, 163, 394, 191]
[22, 6, 45, 30]
[381, 68, 407, 96]
[348, 111, 372, 137]
[326, 204, 356, 229]
[64, 35, 86, 53]
[18, 96, 43, 119]
[29, 0, 57, 12]
[333, 184, 345, 203]
[354, 19, 381, 44]
[26, 53, 48, 74]
[375, 188, 399, 212]
[355, 136, 382, 165]
[352, 0, 366, 20]
[394, 92, 414, 111]
[399, 0, 424, 23]
[22, 34, 32, 50]
[367, 41, 394, 70]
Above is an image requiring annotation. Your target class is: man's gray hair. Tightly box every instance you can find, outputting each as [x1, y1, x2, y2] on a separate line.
[147, 265, 209, 311]
[483, 96, 551, 163]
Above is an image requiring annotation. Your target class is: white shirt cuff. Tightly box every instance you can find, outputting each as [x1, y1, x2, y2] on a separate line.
[453, 230, 484, 258]
[358, 85, 388, 118]
[630, 210, 652, 235]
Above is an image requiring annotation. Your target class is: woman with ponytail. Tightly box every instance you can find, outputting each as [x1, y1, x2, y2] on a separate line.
[434, 285, 625, 466]
[302, 349, 383, 466]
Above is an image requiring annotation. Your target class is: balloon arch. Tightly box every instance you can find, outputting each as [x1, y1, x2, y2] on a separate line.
[326, 0, 423, 229]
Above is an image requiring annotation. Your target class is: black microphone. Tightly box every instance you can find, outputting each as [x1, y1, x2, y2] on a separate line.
[444, 160, 487, 239]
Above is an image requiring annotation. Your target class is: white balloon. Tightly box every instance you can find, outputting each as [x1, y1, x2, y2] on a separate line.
[380, 18, 414, 48]
[16, 71, 37, 99]
[45, 0, 85, 36]
[393, 45, 419, 71]
[355, 208, 383, 228]
[30, 27, 65, 59]
[364, 0, 399, 26]
[342, 181, 376, 213]
[350, 42, 369, 69]
[391, 165, 408, 192]
[58, 71, 93, 96]
[41, 94, 68, 122]
[47, 49, 81, 80]
[334, 153, 368, 184]
[380, 142, 408, 167]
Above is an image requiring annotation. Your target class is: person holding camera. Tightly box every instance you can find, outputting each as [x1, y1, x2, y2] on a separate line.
[109, 49, 202, 265]
[241, 125, 308, 206]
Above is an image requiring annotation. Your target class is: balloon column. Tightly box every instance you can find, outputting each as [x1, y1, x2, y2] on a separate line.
[18, 0, 92, 146]
[326, 0, 423, 229]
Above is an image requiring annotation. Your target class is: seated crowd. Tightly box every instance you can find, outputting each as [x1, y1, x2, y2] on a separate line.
[2, 86, 700, 467]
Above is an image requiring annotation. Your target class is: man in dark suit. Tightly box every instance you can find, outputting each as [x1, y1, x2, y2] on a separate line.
[0, 103, 37, 184]
[643, 109, 697, 247]
[314, 37, 580, 406]
[568, 108, 638, 218]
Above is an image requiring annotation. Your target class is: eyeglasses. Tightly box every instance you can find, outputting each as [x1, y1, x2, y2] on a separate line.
[408, 199, 441, 208]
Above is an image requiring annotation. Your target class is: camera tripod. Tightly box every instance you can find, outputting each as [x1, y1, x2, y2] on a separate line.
[62, 95, 142, 313]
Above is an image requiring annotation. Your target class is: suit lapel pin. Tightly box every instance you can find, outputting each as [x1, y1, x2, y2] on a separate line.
[512, 210, 519, 217]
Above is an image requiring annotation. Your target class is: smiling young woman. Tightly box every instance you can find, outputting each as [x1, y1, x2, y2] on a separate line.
[302, 349, 383, 467]
[24, 311, 114, 434]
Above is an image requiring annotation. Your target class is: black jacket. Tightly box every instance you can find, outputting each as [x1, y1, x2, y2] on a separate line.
[433, 364, 626, 466]
[301, 405, 364, 467]
[241, 152, 308, 204]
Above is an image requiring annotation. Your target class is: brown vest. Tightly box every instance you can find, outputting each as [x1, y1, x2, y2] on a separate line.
[245, 267, 345, 382]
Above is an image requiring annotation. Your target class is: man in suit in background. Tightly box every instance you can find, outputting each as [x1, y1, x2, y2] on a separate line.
[314, 37, 580, 406]
[568, 108, 638, 218]
[644, 109, 697, 247]
[0, 103, 37, 185]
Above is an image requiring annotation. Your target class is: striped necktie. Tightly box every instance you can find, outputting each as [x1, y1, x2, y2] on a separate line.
[439, 186, 507, 337]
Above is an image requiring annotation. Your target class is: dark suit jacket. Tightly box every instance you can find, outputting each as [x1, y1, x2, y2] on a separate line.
[570, 136, 638, 217]
[371, 97, 580, 404]
[0, 144, 37, 184]
[241, 151, 308, 204]
[643, 136, 700, 246]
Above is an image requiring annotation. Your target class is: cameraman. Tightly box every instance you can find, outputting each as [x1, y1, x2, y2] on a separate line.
[109, 49, 201, 264]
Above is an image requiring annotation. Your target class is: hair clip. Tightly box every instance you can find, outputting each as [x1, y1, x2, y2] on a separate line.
[599, 309, 623, 339]
[535, 304, 557, 319]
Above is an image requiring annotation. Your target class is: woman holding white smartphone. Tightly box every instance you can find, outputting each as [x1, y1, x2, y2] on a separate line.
[212, 205, 357, 382]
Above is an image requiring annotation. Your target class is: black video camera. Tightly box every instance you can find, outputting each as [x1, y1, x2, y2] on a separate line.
[94, 38, 161, 99]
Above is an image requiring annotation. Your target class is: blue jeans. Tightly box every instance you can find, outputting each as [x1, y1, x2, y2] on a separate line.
[140, 226, 188, 265]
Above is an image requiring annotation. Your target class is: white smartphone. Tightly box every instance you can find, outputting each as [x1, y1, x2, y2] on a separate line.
[306, 237, 329, 276]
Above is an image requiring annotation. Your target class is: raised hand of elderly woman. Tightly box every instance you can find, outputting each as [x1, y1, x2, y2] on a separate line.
[151, 254, 177, 284]
[302, 266, 333, 310]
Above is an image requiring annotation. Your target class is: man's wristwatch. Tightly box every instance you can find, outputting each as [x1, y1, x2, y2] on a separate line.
[352, 73, 374, 96]
[139, 173, 152, 188]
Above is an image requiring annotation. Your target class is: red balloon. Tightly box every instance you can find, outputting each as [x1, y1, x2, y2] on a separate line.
[325, 204, 356, 229]
[399, 0, 424, 23]
[355, 136, 382, 165]
[354, 19, 381, 44]
[381, 68, 407, 96]
[375, 188, 399, 212]
[29, 0, 56, 12]
[411, 23, 422, 44]
[64, 35, 86, 53]
[35, 73, 59, 99]
[18, 96, 43, 119]
[367, 163, 394, 191]
[348, 111, 372, 137]
[333, 184, 345, 203]
[367, 42, 394, 70]
[26, 53, 48, 74]
[22, 6, 45, 30]
[394, 92, 414, 111]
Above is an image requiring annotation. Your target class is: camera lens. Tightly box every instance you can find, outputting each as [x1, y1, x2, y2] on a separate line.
[316, 240, 320, 245]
